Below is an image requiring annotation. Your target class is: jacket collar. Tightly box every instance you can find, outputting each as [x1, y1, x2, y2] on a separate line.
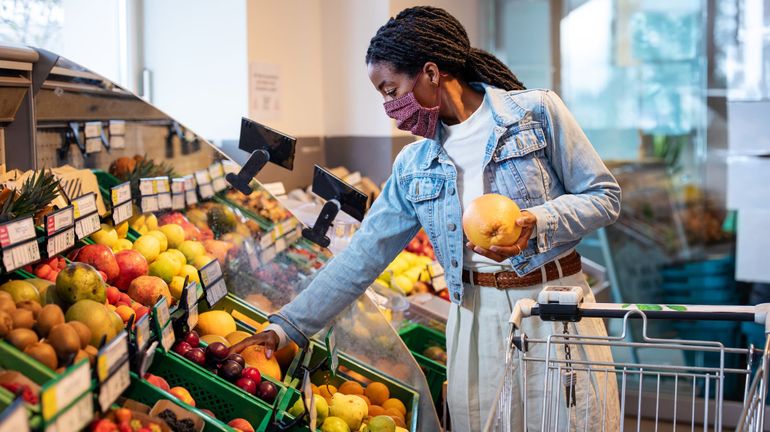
[419, 83, 528, 169]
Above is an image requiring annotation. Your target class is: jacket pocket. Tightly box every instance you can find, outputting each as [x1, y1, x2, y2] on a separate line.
[401, 174, 445, 203]
[493, 122, 549, 202]
[493, 122, 547, 161]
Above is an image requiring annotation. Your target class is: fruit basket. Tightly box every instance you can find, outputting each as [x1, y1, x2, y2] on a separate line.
[397, 323, 446, 410]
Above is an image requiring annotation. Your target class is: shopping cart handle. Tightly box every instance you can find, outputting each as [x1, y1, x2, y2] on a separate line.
[509, 298, 536, 329]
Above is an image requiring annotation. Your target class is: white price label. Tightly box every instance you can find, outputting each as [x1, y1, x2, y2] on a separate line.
[112, 201, 133, 225]
[111, 183, 131, 206]
[97, 361, 129, 412]
[45, 393, 93, 432]
[205, 278, 227, 307]
[184, 282, 199, 310]
[41, 361, 91, 421]
[109, 120, 125, 135]
[139, 178, 155, 196]
[75, 213, 100, 240]
[140, 196, 159, 213]
[212, 176, 227, 192]
[198, 184, 214, 199]
[171, 179, 184, 194]
[185, 190, 198, 205]
[110, 135, 125, 149]
[154, 177, 170, 193]
[222, 160, 239, 175]
[96, 332, 129, 382]
[45, 206, 74, 236]
[160, 324, 175, 352]
[72, 193, 98, 218]
[84, 121, 102, 138]
[187, 302, 199, 329]
[157, 193, 172, 210]
[47, 228, 75, 257]
[0, 217, 36, 247]
[154, 297, 170, 327]
[195, 170, 211, 185]
[208, 162, 225, 179]
[0, 399, 29, 432]
[172, 194, 185, 210]
[262, 182, 286, 197]
[3, 241, 40, 271]
[183, 175, 196, 190]
[85, 138, 101, 154]
[198, 260, 223, 286]
[135, 315, 150, 351]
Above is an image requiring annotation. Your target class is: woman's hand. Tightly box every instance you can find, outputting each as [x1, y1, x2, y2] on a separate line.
[466, 211, 537, 262]
[229, 330, 279, 359]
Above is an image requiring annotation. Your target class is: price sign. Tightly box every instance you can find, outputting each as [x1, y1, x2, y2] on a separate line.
[208, 162, 225, 180]
[157, 193, 172, 210]
[2, 240, 40, 272]
[134, 314, 151, 352]
[45, 206, 74, 236]
[259, 230, 275, 249]
[0, 216, 36, 247]
[109, 120, 126, 149]
[198, 260, 223, 286]
[212, 177, 227, 193]
[140, 196, 159, 213]
[183, 281, 199, 310]
[46, 229, 75, 257]
[44, 392, 93, 432]
[198, 183, 214, 200]
[111, 182, 131, 207]
[325, 328, 339, 377]
[111, 183, 133, 225]
[194, 170, 211, 186]
[154, 177, 170, 193]
[159, 323, 175, 352]
[171, 178, 184, 194]
[172, 194, 185, 210]
[187, 302, 199, 329]
[204, 279, 227, 308]
[222, 160, 239, 175]
[96, 332, 130, 411]
[71, 193, 100, 239]
[152, 297, 174, 352]
[184, 176, 198, 205]
[112, 202, 132, 226]
[85, 121, 103, 154]
[0, 398, 29, 432]
[153, 297, 170, 328]
[171, 178, 186, 210]
[198, 260, 227, 307]
[41, 360, 91, 421]
[262, 182, 286, 197]
[139, 178, 156, 196]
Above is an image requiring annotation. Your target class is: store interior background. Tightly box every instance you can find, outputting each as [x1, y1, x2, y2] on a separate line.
[3, 0, 769, 322]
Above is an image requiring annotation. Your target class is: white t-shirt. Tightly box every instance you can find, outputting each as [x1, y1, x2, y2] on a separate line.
[441, 96, 506, 271]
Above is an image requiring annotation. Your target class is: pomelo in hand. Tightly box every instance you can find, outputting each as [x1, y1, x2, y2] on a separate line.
[462, 193, 522, 250]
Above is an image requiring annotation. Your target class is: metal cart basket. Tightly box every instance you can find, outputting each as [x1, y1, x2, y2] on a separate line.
[484, 286, 770, 432]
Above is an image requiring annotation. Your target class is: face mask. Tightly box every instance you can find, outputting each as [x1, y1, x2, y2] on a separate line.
[383, 71, 441, 138]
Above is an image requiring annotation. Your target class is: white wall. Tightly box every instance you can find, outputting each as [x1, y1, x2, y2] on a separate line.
[143, 0, 248, 142]
[61, 0, 123, 84]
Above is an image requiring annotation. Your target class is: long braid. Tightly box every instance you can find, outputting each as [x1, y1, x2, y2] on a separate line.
[366, 6, 525, 91]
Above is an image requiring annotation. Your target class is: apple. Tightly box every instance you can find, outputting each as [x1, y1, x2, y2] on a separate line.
[75, 244, 120, 282]
[227, 419, 254, 432]
[240, 367, 261, 385]
[235, 377, 257, 395]
[184, 348, 206, 365]
[182, 331, 200, 347]
[255, 381, 277, 403]
[173, 341, 193, 356]
[112, 250, 149, 291]
[206, 342, 230, 362]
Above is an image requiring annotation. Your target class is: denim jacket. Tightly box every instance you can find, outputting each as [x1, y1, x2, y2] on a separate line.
[270, 84, 621, 347]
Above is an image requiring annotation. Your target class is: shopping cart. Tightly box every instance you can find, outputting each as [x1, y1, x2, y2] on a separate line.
[483, 286, 770, 432]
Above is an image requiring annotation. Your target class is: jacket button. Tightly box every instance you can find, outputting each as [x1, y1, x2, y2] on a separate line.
[451, 259, 458, 268]
[448, 223, 456, 231]
[453, 292, 461, 301]
[448, 187, 456, 196]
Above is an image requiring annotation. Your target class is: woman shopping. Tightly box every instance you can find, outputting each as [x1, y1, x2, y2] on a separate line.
[234, 6, 621, 431]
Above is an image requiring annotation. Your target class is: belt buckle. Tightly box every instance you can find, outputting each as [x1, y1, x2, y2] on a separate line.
[492, 270, 504, 289]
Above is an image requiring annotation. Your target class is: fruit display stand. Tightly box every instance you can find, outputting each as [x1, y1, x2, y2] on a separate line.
[397, 324, 446, 413]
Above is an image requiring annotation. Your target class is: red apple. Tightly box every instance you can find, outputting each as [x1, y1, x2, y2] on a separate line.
[173, 341, 193, 356]
[182, 331, 200, 347]
[113, 250, 149, 291]
[75, 244, 120, 282]
[255, 381, 277, 403]
[184, 348, 206, 365]
[240, 367, 261, 385]
[235, 377, 257, 395]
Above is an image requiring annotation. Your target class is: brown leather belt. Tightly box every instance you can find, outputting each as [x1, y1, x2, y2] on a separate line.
[462, 251, 582, 289]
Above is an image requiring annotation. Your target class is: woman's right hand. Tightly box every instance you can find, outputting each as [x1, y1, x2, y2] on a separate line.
[229, 330, 279, 359]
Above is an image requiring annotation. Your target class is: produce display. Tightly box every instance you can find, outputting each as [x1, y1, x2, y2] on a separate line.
[223, 188, 291, 224]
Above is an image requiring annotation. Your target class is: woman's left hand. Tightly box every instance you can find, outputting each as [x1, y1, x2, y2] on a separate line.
[466, 211, 537, 262]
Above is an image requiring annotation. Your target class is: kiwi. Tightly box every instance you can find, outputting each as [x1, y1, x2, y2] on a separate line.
[67, 321, 91, 349]
[7, 328, 39, 351]
[0, 298, 15, 314]
[24, 342, 58, 370]
[84, 345, 98, 366]
[11, 308, 35, 330]
[0, 311, 12, 337]
[48, 323, 81, 363]
[36, 304, 64, 338]
[73, 349, 88, 365]
[17, 301, 42, 320]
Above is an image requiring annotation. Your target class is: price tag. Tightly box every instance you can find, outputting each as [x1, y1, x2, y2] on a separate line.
[222, 160, 239, 175]
[109, 120, 126, 149]
[96, 332, 130, 411]
[208, 162, 225, 180]
[204, 278, 227, 308]
[172, 194, 185, 210]
[97, 362, 129, 412]
[140, 196, 159, 213]
[153, 297, 170, 328]
[212, 177, 227, 193]
[0, 398, 29, 432]
[159, 323, 175, 352]
[183, 282, 199, 310]
[185, 190, 198, 205]
[262, 182, 286, 197]
[198, 260, 223, 286]
[41, 360, 91, 421]
[45, 206, 74, 236]
[186, 302, 199, 330]
[198, 183, 214, 200]
[184, 175, 196, 190]
[46, 228, 75, 257]
[154, 177, 170, 193]
[3, 240, 40, 272]
[139, 178, 155, 196]
[171, 178, 185, 194]
[74, 213, 99, 240]
[194, 170, 211, 186]
[0, 217, 36, 248]
[325, 328, 339, 377]
[134, 314, 151, 352]
[84, 121, 102, 138]
[111, 182, 131, 206]
[157, 193, 172, 210]
[109, 136, 125, 149]
[112, 201, 133, 225]
[44, 392, 93, 432]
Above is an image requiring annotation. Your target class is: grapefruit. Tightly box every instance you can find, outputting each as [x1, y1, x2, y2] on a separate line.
[462, 193, 522, 250]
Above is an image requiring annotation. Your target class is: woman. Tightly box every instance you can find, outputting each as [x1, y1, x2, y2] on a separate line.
[234, 6, 621, 431]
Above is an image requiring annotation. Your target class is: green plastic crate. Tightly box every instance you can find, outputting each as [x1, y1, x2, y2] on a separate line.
[398, 323, 446, 409]
[147, 348, 286, 431]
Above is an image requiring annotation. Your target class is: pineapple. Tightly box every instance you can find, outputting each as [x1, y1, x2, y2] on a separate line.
[0, 170, 60, 224]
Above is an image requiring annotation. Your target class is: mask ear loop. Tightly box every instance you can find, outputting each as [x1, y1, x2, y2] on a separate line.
[411, 68, 442, 110]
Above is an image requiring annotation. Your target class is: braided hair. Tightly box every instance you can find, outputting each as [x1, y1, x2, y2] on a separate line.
[366, 6, 525, 91]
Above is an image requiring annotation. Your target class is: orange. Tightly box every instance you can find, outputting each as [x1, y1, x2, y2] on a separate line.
[317, 384, 337, 402]
[384, 408, 404, 421]
[338, 381, 364, 396]
[462, 193, 522, 249]
[382, 398, 407, 416]
[115, 305, 135, 323]
[360, 395, 371, 406]
[365, 382, 390, 406]
[311, 383, 319, 395]
[368, 405, 386, 417]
